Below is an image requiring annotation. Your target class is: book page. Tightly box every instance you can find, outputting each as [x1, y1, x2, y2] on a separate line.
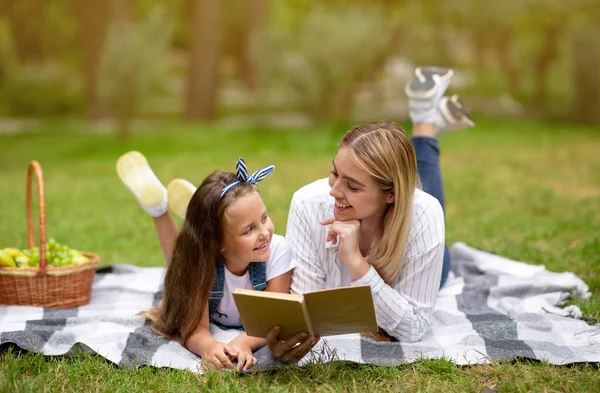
[303, 285, 378, 336]
[232, 289, 311, 340]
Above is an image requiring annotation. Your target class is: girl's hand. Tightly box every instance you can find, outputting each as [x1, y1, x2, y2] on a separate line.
[228, 336, 258, 372]
[266, 326, 319, 363]
[320, 217, 363, 267]
[200, 339, 237, 371]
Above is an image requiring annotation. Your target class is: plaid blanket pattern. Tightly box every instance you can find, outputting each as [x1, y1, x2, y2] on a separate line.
[1, 243, 599, 372]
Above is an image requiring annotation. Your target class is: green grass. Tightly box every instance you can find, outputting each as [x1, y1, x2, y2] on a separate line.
[1, 118, 599, 392]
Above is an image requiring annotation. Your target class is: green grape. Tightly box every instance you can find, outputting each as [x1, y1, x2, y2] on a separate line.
[25, 240, 87, 266]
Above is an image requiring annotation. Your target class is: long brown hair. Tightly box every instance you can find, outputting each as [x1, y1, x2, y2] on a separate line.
[143, 171, 256, 344]
[340, 120, 419, 285]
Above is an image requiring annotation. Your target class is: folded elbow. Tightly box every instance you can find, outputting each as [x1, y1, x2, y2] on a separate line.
[389, 316, 429, 343]
[402, 327, 425, 343]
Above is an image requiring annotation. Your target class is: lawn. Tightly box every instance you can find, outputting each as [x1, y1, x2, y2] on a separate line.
[1, 118, 599, 392]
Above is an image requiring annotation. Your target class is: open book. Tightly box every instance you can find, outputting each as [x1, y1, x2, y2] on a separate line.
[232, 285, 378, 340]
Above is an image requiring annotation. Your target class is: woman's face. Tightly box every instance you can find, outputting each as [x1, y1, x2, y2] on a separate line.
[328, 147, 394, 224]
[221, 190, 274, 271]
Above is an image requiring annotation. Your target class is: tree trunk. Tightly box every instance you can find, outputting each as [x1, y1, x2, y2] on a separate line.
[472, 29, 488, 72]
[117, 101, 135, 143]
[6, 0, 46, 64]
[71, 0, 111, 118]
[234, 0, 267, 92]
[331, 85, 357, 122]
[532, 25, 560, 113]
[185, 0, 223, 120]
[430, 2, 451, 65]
[494, 28, 520, 96]
[71, 0, 132, 119]
[111, 0, 132, 23]
[470, 1, 488, 72]
[571, 22, 600, 123]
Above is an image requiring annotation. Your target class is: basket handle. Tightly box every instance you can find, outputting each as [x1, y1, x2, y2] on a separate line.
[26, 160, 47, 276]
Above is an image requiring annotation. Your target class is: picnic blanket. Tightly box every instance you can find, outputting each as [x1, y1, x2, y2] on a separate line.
[1, 242, 599, 373]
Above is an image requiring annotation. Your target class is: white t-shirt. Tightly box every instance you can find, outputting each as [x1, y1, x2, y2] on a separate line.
[211, 234, 294, 327]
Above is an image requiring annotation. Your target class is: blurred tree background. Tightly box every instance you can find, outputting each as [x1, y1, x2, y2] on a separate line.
[0, 0, 599, 136]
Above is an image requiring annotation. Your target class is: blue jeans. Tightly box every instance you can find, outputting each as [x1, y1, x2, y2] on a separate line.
[412, 136, 451, 287]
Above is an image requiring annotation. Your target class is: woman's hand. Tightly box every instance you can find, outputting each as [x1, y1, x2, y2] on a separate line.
[199, 338, 237, 371]
[228, 335, 258, 372]
[320, 217, 362, 265]
[266, 326, 319, 363]
[322, 217, 369, 267]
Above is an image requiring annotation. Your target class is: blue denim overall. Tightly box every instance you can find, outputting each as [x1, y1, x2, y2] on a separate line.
[208, 256, 267, 329]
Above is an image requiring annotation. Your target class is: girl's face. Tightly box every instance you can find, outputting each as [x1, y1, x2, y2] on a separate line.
[328, 147, 394, 225]
[221, 190, 274, 272]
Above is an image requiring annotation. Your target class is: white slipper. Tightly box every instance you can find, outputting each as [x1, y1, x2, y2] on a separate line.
[116, 151, 168, 217]
[167, 178, 196, 220]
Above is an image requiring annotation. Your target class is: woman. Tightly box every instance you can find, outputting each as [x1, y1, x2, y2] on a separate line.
[266, 66, 475, 362]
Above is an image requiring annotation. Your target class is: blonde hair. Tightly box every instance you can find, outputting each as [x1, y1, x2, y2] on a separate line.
[340, 120, 419, 285]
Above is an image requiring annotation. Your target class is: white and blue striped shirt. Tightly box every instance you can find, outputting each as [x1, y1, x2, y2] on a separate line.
[286, 178, 445, 342]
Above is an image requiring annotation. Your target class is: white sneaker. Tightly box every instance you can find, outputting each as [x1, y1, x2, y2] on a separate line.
[435, 95, 475, 134]
[167, 179, 196, 220]
[405, 66, 454, 124]
[116, 151, 168, 217]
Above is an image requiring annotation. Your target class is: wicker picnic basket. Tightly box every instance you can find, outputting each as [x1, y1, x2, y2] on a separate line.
[0, 160, 99, 308]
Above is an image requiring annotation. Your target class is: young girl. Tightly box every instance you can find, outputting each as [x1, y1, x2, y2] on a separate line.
[116, 156, 295, 371]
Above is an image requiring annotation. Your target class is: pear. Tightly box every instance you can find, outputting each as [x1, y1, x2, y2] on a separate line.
[70, 250, 89, 264]
[4, 247, 25, 259]
[0, 250, 17, 268]
[15, 255, 32, 267]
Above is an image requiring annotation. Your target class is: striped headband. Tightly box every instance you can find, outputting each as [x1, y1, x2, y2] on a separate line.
[220, 158, 275, 199]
